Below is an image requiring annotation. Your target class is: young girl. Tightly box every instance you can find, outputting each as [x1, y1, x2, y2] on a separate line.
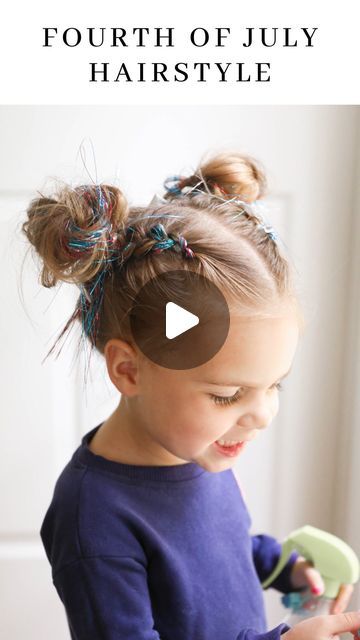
[23, 152, 357, 640]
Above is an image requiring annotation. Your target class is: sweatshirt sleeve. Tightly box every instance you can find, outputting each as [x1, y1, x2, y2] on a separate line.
[52, 555, 162, 640]
[251, 534, 299, 594]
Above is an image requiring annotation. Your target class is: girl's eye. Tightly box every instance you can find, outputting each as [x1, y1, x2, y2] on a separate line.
[210, 389, 244, 406]
[210, 382, 283, 407]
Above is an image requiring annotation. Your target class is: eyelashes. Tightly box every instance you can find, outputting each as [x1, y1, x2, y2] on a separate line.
[210, 382, 283, 406]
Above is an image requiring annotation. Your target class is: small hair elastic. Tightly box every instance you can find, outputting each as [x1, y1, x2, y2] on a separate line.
[149, 223, 195, 258]
[163, 175, 185, 195]
[249, 200, 279, 242]
[256, 221, 278, 242]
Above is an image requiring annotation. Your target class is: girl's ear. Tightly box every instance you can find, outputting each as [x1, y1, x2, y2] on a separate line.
[103, 339, 139, 396]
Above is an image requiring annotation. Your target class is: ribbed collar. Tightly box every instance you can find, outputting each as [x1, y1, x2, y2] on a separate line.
[75, 423, 207, 483]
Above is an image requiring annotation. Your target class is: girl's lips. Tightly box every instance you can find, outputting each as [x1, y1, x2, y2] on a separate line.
[214, 440, 246, 457]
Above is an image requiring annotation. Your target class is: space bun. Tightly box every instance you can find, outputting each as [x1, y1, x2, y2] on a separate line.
[165, 151, 267, 203]
[22, 182, 129, 288]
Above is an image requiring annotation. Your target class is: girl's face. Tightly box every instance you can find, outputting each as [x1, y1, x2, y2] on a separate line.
[129, 309, 300, 473]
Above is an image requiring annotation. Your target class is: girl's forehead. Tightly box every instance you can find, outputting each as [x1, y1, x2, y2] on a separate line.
[228, 312, 299, 341]
[190, 312, 300, 387]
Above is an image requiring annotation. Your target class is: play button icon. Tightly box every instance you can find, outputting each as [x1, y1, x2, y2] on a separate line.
[129, 270, 230, 370]
[166, 302, 199, 339]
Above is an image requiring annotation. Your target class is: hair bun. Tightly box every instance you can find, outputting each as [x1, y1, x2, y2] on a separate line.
[197, 151, 267, 202]
[22, 182, 129, 288]
[163, 151, 267, 203]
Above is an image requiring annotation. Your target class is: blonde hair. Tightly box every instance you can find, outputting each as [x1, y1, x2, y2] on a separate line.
[22, 150, 300, 361]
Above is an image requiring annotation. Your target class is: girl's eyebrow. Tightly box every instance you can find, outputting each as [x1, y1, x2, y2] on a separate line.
[201, 367, 292, 388]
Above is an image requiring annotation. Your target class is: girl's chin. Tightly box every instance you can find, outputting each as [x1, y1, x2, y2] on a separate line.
[193, 448, 243, 472]
[195, 458, 235, 473]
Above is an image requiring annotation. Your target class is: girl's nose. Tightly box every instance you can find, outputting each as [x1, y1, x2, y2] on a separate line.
[236, 397, 274, 431]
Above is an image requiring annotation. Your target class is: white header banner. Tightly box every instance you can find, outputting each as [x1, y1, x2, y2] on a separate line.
[1, 0, 358, 105]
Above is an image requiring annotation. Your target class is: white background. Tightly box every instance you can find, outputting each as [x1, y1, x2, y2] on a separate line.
[0, 105, 359, 637]
[0, 0, 359, 104]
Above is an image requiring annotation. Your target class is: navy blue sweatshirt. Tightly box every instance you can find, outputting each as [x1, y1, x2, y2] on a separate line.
[40, 424, 298, 639]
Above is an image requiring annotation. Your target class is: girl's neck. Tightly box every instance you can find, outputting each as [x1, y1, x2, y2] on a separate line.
[88, 398, 143, 465]
[88, 397, 185, 466]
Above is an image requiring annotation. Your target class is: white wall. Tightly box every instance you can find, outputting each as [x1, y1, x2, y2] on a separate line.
[0, 106, 359, 637]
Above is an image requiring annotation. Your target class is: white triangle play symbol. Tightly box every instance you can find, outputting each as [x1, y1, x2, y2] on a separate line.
[166, 302, 199, 339]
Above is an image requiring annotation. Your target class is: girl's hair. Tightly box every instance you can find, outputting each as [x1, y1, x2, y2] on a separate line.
[21, 150, 300, 365]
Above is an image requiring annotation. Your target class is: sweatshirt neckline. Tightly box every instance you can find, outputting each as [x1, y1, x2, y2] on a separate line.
[76, 424, 207, 482]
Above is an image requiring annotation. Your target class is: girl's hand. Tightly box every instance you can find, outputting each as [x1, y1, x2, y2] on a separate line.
[290, 556, 354, 613]
[282, 611, 360, 640]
